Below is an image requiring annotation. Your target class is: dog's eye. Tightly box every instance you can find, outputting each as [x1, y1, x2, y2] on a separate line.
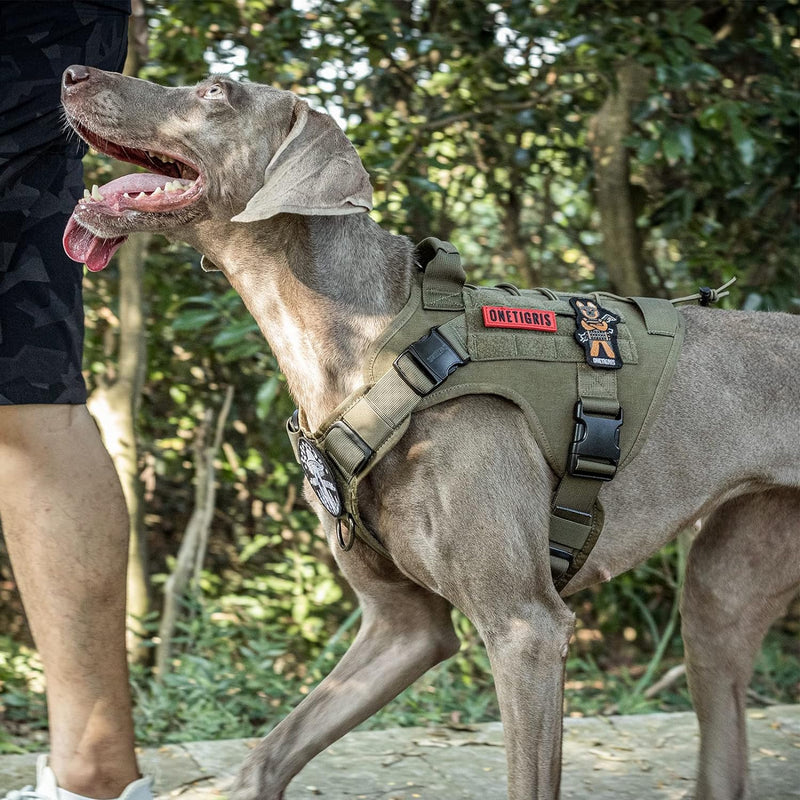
[202, 84, 225, 100]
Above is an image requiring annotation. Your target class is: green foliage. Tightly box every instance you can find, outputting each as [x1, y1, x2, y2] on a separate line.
[126, 590, 499, 742]
[1, 0, 798, 750]
[3, 549, 795, 746]
[753, 631, 800, 703]
[131, 597, 304, 743]
[0, 637, 46, 753]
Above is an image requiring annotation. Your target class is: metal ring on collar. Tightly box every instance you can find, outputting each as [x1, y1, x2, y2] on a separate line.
[336, 515, 356, 551]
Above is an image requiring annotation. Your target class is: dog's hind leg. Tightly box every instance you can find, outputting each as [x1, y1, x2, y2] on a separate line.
[681, 487, 800, 800]
[230, 557, 459, 800]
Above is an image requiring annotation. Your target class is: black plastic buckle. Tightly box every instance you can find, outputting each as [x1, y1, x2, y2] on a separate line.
[568, 400, 623, 481]
[549, 545, 574, 565]
[394, 327, 466, 396]
[329, 420, 373, 474]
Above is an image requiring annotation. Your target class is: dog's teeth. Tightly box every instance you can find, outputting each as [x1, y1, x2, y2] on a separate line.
[146, 150, 173, 163]
[152, 186, 163, 196]
[136, 192, 147, 199]
[91, 184, 104, 201]
[123, 192, 131, 198]
[83, 189, 91, 201]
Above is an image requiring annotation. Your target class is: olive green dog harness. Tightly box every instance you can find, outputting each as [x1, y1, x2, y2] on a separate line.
[288, 238, 686, 590]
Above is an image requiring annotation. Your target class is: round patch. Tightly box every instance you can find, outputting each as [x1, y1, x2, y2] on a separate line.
[298, 437, 343, 518]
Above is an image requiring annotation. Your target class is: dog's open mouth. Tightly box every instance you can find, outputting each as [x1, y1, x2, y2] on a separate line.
[63, 119, 204, 271]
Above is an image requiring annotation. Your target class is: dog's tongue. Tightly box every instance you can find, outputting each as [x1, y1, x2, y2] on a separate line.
[63, 173, 181, 271]
[63, 218, 127, 272]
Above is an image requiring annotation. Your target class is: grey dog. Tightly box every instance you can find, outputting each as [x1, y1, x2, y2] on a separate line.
[61, 66, 800, 800]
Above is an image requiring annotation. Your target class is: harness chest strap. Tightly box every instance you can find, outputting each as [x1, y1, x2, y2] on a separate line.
[287, 310, 470, 561]
[550, 292, 690, 583]
[289, 238, 684, 589]
[548, 369, 621, 584]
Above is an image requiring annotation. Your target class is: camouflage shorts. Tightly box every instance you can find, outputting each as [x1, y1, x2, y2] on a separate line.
[0, 2, 128, 405]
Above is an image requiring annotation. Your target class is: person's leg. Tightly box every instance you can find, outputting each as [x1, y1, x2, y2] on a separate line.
[0, 4, 144, 797]
[0, 405, 140, 797]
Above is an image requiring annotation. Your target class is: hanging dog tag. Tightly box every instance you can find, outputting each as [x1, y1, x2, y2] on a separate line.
[570, 297, 623, 370]
[297, 437, 343, 517]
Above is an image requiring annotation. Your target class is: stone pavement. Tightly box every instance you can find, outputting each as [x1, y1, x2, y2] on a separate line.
[0, 705, 798, 799]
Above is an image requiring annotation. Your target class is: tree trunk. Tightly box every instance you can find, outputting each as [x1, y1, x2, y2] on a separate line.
[156, 388, 233, 679]
[589, 62, 650, 296]
[86, 1, 151, 657]
[87, 232, 150, 655]
[502, 183, 540, 288]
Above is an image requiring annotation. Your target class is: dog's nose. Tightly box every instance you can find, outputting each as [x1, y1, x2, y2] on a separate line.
[63, 65, 91, 89]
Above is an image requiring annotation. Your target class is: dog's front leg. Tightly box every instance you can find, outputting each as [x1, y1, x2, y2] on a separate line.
[476, 597, 575, 800]
[231, 562, 459, 800]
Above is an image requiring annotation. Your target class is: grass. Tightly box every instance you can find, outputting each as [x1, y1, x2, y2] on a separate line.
[0, 623, 796, 752]
[0, 580, 797, 750]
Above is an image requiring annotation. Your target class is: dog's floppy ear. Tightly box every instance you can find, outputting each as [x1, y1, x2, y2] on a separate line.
[231, 100, 373, 223]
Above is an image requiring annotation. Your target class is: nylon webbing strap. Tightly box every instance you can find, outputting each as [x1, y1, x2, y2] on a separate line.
[549, 365, 621, 588]
[321, 354, 436, 478]
[324, 318, 470, 472]
[437, 315, 469, 360]
[631, 296, 682, 335]
[577, 365, 619, 414]
[317, 241, 470, 482]
[310, 324, 467, 558]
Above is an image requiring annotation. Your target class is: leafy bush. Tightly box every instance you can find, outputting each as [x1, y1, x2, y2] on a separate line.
[0, 637, 47, 753]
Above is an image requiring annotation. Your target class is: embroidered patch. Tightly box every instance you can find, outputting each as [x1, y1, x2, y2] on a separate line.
[570, 297, 623, 370]
[482, 306, 558, 332]
[298, 437, 343, 517]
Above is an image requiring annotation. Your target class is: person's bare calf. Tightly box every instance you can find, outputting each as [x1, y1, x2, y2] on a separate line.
[0, 404, 140, 798]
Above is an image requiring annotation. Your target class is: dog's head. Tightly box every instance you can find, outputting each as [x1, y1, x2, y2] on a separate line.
[573, 299, 601, 321]
[61, 67, 373, 271]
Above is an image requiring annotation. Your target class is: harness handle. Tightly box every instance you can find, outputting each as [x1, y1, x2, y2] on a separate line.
[415, 238, 466, 310]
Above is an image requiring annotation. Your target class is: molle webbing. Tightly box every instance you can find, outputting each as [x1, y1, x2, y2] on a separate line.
[290, 238, 685, 590]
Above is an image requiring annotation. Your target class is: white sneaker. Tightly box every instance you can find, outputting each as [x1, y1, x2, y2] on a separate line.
[2, 756, 153, 800]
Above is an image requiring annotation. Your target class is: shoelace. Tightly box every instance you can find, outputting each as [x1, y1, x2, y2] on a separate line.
[3, 788, 48, 800]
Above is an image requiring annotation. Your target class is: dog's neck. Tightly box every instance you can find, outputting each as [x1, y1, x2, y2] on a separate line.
[188, 213, 415, 429]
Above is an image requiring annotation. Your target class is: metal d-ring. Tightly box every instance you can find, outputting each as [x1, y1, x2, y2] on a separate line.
[336, 514, 356, 551]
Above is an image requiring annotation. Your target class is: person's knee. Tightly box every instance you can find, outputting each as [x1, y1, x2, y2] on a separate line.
[0, 403, 127, 530]
[0, 403, 130, 585]
[0, 403, 92, 449]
